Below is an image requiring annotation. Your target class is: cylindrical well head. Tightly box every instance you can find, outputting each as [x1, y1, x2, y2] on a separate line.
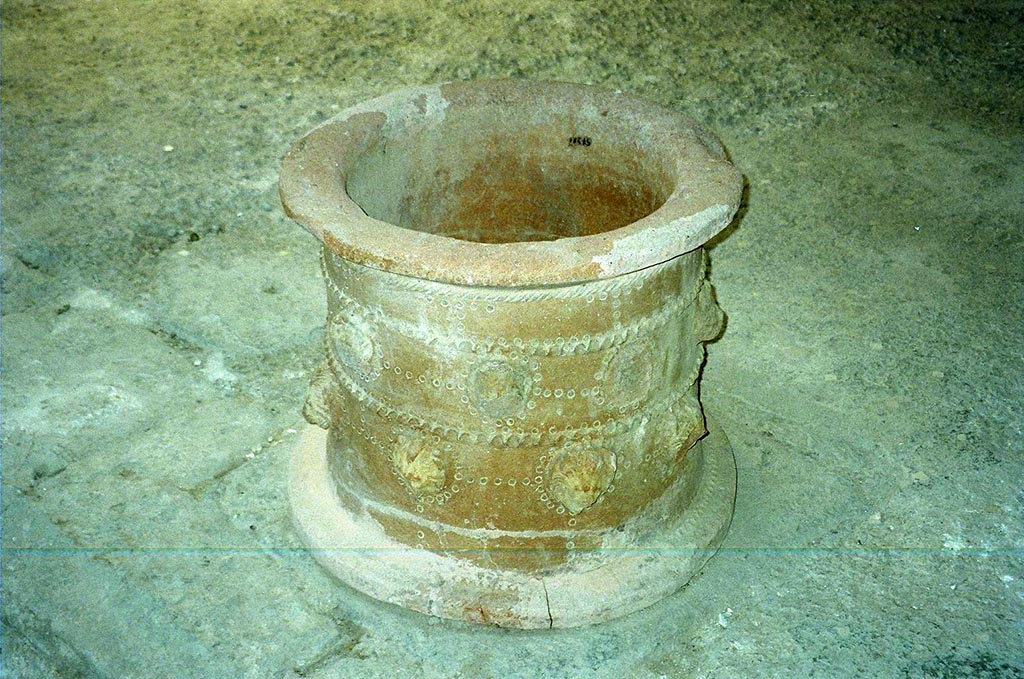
[282, 80, 740, 627]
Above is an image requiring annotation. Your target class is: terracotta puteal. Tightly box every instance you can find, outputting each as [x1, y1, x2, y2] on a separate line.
[280, 79, 742, 628]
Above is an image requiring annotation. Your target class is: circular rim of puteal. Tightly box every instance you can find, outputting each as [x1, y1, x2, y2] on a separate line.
[279, 79, 742, 288]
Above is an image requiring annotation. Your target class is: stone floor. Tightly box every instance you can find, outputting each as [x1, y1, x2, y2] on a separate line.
[2, 1, 1022, 677]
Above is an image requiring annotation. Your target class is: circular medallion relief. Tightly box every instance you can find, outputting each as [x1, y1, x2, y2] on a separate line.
[546, 443, 617, 515]
[328, 309, 379, 380]
[601, 343, 654, 401]
[469, 359, 531, 418]
[391, 435, 447, 496]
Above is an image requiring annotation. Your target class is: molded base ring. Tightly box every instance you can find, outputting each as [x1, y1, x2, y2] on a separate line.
[289, 421, 736, 629]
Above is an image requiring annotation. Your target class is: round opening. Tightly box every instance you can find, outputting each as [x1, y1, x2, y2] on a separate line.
[344, 101, 675, 244]
[281, 81, 742, 286]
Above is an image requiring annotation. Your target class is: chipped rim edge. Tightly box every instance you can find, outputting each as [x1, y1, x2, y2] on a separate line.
[288, 421, 737, 629]
[279, 79, 743, 287]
